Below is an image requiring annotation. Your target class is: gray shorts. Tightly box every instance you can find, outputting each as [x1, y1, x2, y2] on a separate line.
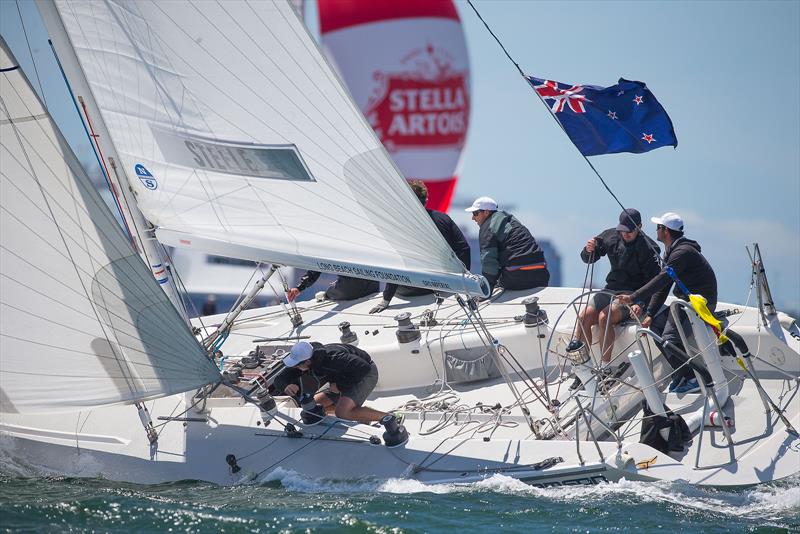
[588, 290, 632, 321]
[320, 362, 379, 407]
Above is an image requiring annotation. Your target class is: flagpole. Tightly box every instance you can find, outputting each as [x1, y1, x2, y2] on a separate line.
[465, 0, 663, 267]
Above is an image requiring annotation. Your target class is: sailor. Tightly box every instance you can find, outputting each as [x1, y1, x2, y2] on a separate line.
[287, 272, 378, 302]
[369, 180, 471, 314]
[576, 208, 661, 366]
[201, 294, 217, 316]
[617, 212, 718, 394]
[465, 196, 549, 293]
[275, 341, 388, 423]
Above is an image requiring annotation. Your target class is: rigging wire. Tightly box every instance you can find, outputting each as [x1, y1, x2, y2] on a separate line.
[61, 0, 463, 289]
[14, 1, 46, 108]
[1, 84, 141, 397]
[0, 68, 214, 377]
[45, 39, 135, 249]
[465, 0, 664, 267]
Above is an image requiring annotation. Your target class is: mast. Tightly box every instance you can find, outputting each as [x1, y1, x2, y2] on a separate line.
[35, 0, 188, 316]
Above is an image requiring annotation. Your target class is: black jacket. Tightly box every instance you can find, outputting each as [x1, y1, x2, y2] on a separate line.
[479, 210, 546, 289]
[272, 342, 374, 393]
[382, 209, 471, 301]
[580, 229, 660, 291]
[296, 271, 378, 300]
[428, 209, 472, 269]
[631, 237, 718, 317]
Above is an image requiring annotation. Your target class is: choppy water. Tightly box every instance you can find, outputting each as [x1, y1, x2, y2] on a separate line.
[1, 466, 798, 533]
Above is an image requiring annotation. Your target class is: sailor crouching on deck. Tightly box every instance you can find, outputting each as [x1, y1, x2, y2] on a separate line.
[274, 341, 388, 424]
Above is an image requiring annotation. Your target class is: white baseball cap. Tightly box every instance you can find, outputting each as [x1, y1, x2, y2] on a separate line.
[465, 196, 498, 212]
[283, 341, 314, 367]
[650, 212, 684, 232]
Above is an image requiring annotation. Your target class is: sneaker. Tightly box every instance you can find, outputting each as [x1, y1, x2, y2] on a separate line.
[569, 375, 583, 391]
[667, 376, 685, 393]
[673, 378, 700, 394]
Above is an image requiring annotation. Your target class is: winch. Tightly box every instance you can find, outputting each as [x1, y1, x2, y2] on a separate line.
[380, 414, 409, 447]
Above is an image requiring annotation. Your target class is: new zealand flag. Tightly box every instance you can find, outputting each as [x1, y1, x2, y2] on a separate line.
[525, 76, 677, 157]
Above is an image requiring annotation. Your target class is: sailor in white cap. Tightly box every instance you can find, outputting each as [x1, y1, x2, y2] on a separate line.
[466, 196, 549, 293]
[274, 341, 389, 423]
[618, 212, 718, 394]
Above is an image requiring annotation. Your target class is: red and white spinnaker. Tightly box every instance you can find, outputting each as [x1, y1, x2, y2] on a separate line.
[319, 0, 470, 212]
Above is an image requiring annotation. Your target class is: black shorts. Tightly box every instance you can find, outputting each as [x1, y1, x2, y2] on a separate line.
[319, 362, 379, 407]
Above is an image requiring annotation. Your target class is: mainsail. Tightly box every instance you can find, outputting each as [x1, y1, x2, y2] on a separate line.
[41, 0, 487, 296]
[0, 38, 219, 414]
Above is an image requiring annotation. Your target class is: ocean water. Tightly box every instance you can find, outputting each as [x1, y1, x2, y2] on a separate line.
[1, 467, 798, 533]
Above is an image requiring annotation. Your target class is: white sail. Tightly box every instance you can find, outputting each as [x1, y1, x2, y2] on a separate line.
[41, 0, 487, 297]
[0, 38, 220, 414]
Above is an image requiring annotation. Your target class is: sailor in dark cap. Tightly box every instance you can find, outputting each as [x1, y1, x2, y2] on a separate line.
[575, 208, 661, 371]
[618, 212, 718, 394]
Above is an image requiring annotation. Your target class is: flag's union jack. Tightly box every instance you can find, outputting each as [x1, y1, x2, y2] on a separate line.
[532, 79, 588, 113]
[524, 75, 677, 156]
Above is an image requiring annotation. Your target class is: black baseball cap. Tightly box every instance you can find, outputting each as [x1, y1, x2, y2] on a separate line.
[616, 208, 641, 232]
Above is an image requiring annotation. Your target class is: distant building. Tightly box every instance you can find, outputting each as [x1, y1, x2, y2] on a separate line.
[539, 238, 562, 287]
[170, 249, 290, 316]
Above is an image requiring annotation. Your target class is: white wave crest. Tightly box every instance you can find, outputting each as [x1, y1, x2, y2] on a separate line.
[514, 476, 800, 520]
[260, 467, 383, 493]
[258, 467, 799, 522]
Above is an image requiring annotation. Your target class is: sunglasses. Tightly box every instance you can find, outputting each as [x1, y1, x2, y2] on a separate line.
[656, 224, 666, 230]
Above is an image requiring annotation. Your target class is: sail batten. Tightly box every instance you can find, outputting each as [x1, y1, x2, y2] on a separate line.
[44, 0, 487, 296]
[0, 37, 220, 414]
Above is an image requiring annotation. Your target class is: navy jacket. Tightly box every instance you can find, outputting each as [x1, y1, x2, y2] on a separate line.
[479, 210, 546, 289]
[382, 208, 471, 301]
[631, 237, 718, 317]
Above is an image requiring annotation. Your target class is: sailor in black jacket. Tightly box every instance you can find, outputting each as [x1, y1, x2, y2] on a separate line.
[576, 209, 661, 365]
[287, 271, 378, 303]
[370, 181, 471, 314]
[619, 212, 718, 388]
[466, 196, 549, 292]
[275, 341, 388, 423]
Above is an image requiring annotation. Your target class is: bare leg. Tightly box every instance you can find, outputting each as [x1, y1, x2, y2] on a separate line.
[598, 305, 626, 363]
[315, 391, 337, 414]
[334, 396, 387, 423]
[577, 306, 599, 346]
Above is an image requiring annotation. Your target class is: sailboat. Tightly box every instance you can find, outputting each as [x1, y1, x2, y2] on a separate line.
[1, 0, 798, 488]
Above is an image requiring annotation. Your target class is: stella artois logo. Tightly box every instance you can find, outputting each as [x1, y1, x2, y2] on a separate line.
[366, 44, 469, 152]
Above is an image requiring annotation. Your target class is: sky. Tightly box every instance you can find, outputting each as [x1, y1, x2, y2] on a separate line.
[449, 0, 799, 312]
[2, 0, 798, 312]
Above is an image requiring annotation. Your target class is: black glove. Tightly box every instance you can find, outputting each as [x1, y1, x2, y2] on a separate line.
[369, 299, 390, 314]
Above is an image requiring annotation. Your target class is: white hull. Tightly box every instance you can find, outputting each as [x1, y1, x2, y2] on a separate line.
[3, 287, 799, 488]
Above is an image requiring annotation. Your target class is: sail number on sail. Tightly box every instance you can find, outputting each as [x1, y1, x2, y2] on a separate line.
[153, 129, 315, 181]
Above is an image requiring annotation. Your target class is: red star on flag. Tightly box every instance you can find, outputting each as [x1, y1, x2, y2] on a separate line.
[642, 133, 656, 144]
[633, 95, 644, 105]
